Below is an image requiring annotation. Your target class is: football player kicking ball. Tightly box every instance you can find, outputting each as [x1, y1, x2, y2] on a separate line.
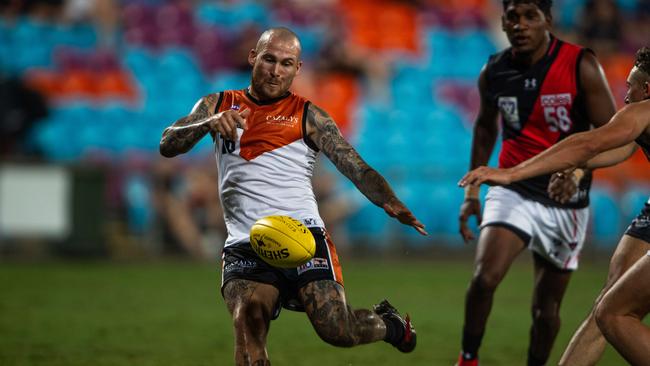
[460, 47, 650, 366]
[159, 27, 426, 365]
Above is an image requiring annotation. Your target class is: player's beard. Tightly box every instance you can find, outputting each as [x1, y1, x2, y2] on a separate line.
[250, 72, 292, 101]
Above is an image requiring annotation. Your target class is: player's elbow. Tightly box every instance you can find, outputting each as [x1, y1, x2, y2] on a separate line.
[159, 139, 179, 158]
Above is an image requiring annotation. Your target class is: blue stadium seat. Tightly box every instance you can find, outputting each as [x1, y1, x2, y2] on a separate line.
[210, 71, 251, 92]
[124, 174, 153, 234]
[124, 46, 157, 76]
[346, 197, 391, 245]
[620, 185, 650, 224]
[553, 0, 586, 28]
[53, 23, 97, 49]
[590, 186, 623, 247]
[195, 1, 269, 29]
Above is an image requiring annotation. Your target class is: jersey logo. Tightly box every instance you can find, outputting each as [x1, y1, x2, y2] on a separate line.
[541, 93, 573, 132]
[524, 78, 537, 90]
[265, 114, 299, 127]
[497, 96, 521, 129]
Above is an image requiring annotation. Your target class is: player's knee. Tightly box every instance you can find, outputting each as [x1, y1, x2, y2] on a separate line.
[471, 271, 501, 293]
[594, 300, 615, 336]
[232, 298, 270, 336]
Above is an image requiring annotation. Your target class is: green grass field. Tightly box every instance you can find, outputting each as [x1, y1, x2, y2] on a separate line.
[0, 256, 631, 365]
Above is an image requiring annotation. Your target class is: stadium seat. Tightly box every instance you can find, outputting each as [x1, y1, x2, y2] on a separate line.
[210, 71, 252, 92]
[346, 200, 391, 246]
[590, 186, 624, 247]
[620, 185, 650, 224]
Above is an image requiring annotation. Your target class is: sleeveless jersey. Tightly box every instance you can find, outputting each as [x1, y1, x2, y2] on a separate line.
[213, 89, 324, 247]
[484, 37, 593, 208]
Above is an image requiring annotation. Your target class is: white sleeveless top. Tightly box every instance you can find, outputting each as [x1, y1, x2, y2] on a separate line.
[214, 89, 324, 247]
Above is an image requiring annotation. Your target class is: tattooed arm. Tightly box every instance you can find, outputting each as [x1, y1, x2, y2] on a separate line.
[159, 94, 220, 158]
[305, 103, 427, 235]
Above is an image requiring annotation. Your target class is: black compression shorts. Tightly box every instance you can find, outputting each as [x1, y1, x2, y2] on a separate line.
[625, 201, 650, 244]
[221, 227, 343, 318]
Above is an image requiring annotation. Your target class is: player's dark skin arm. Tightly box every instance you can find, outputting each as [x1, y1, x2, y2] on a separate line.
[305, 103, 427, 235]
[459, 67, 499, 242]
[159, 94, 219, 158]
[469, 68, 501, 170]
[579, 51, 617, 129]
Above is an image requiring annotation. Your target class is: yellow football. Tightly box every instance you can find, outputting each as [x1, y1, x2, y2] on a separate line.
[250, 215, 316, 268]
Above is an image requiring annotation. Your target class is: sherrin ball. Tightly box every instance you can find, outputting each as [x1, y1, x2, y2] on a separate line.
[249, 215, 316, 268]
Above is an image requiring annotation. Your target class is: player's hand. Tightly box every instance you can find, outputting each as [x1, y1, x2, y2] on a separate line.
[459, 198, 481, 243]
[458, 167, 514, 187]
[548, 169, 579, 204]
[208, 108, 250, 141]
[383, 198, 428, 236]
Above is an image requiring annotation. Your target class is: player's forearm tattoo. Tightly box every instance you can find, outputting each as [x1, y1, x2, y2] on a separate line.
[300, 280, 385, 346]
[307, 104, 397, 207]
[159, 94, 217, 157]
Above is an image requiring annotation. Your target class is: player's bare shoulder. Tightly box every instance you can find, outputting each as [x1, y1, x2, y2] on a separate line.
[304, 102, 348, 155]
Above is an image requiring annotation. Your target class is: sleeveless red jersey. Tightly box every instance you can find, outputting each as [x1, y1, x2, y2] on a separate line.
[484, 37, 593, 208]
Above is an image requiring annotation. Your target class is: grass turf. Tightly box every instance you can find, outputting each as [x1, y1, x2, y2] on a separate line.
[0, 256, 630, 365]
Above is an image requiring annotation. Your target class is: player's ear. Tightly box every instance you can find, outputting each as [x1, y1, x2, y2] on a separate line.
[501, 14, 507, 31]
[295, 60, 303, 75]
[248, 49, 257, 67]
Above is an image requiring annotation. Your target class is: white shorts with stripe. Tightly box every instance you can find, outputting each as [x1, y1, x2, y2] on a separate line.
[480, 186, 589, 270]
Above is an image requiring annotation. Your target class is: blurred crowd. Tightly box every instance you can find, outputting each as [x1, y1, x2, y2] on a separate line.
[1, 0, 648, 259]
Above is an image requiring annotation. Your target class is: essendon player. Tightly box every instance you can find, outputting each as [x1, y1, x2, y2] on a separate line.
[159, 27, 425, 366]
[456, 1, 617, 365]
[460, 47, 650, 366]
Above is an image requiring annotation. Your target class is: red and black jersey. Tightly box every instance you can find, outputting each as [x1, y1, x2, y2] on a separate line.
[484, 36, 593, 208]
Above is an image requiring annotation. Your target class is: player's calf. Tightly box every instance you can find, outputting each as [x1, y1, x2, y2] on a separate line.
[373, 299, 417, 353]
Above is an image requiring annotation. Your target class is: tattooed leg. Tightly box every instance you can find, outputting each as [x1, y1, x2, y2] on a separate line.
[299, 280, 387, 347]
[223, 279, 279, 366]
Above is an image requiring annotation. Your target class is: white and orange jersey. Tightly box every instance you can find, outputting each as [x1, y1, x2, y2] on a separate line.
[213, 89, 324, 247]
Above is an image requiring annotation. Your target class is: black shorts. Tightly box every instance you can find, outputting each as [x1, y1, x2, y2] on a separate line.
[625, 202, 650, 243]
[221, 227, 343, 318]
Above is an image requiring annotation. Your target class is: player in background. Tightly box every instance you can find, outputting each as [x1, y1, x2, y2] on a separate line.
[460, 47, 650, 366]
[159, 27, 426, 366]
[455, 1, 617, 365]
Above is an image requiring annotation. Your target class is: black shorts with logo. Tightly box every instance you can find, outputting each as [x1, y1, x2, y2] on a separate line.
[221, 227, 343, 317]
[625, 201, 650, 243]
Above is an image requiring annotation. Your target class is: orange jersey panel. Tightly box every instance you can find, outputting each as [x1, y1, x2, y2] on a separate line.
[217, 89, 311, 161]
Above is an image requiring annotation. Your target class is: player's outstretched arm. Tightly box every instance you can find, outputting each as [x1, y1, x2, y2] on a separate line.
[459, 101, 650, 187]
[305, 103, 427, 236]
[584, 142, 638, 169]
